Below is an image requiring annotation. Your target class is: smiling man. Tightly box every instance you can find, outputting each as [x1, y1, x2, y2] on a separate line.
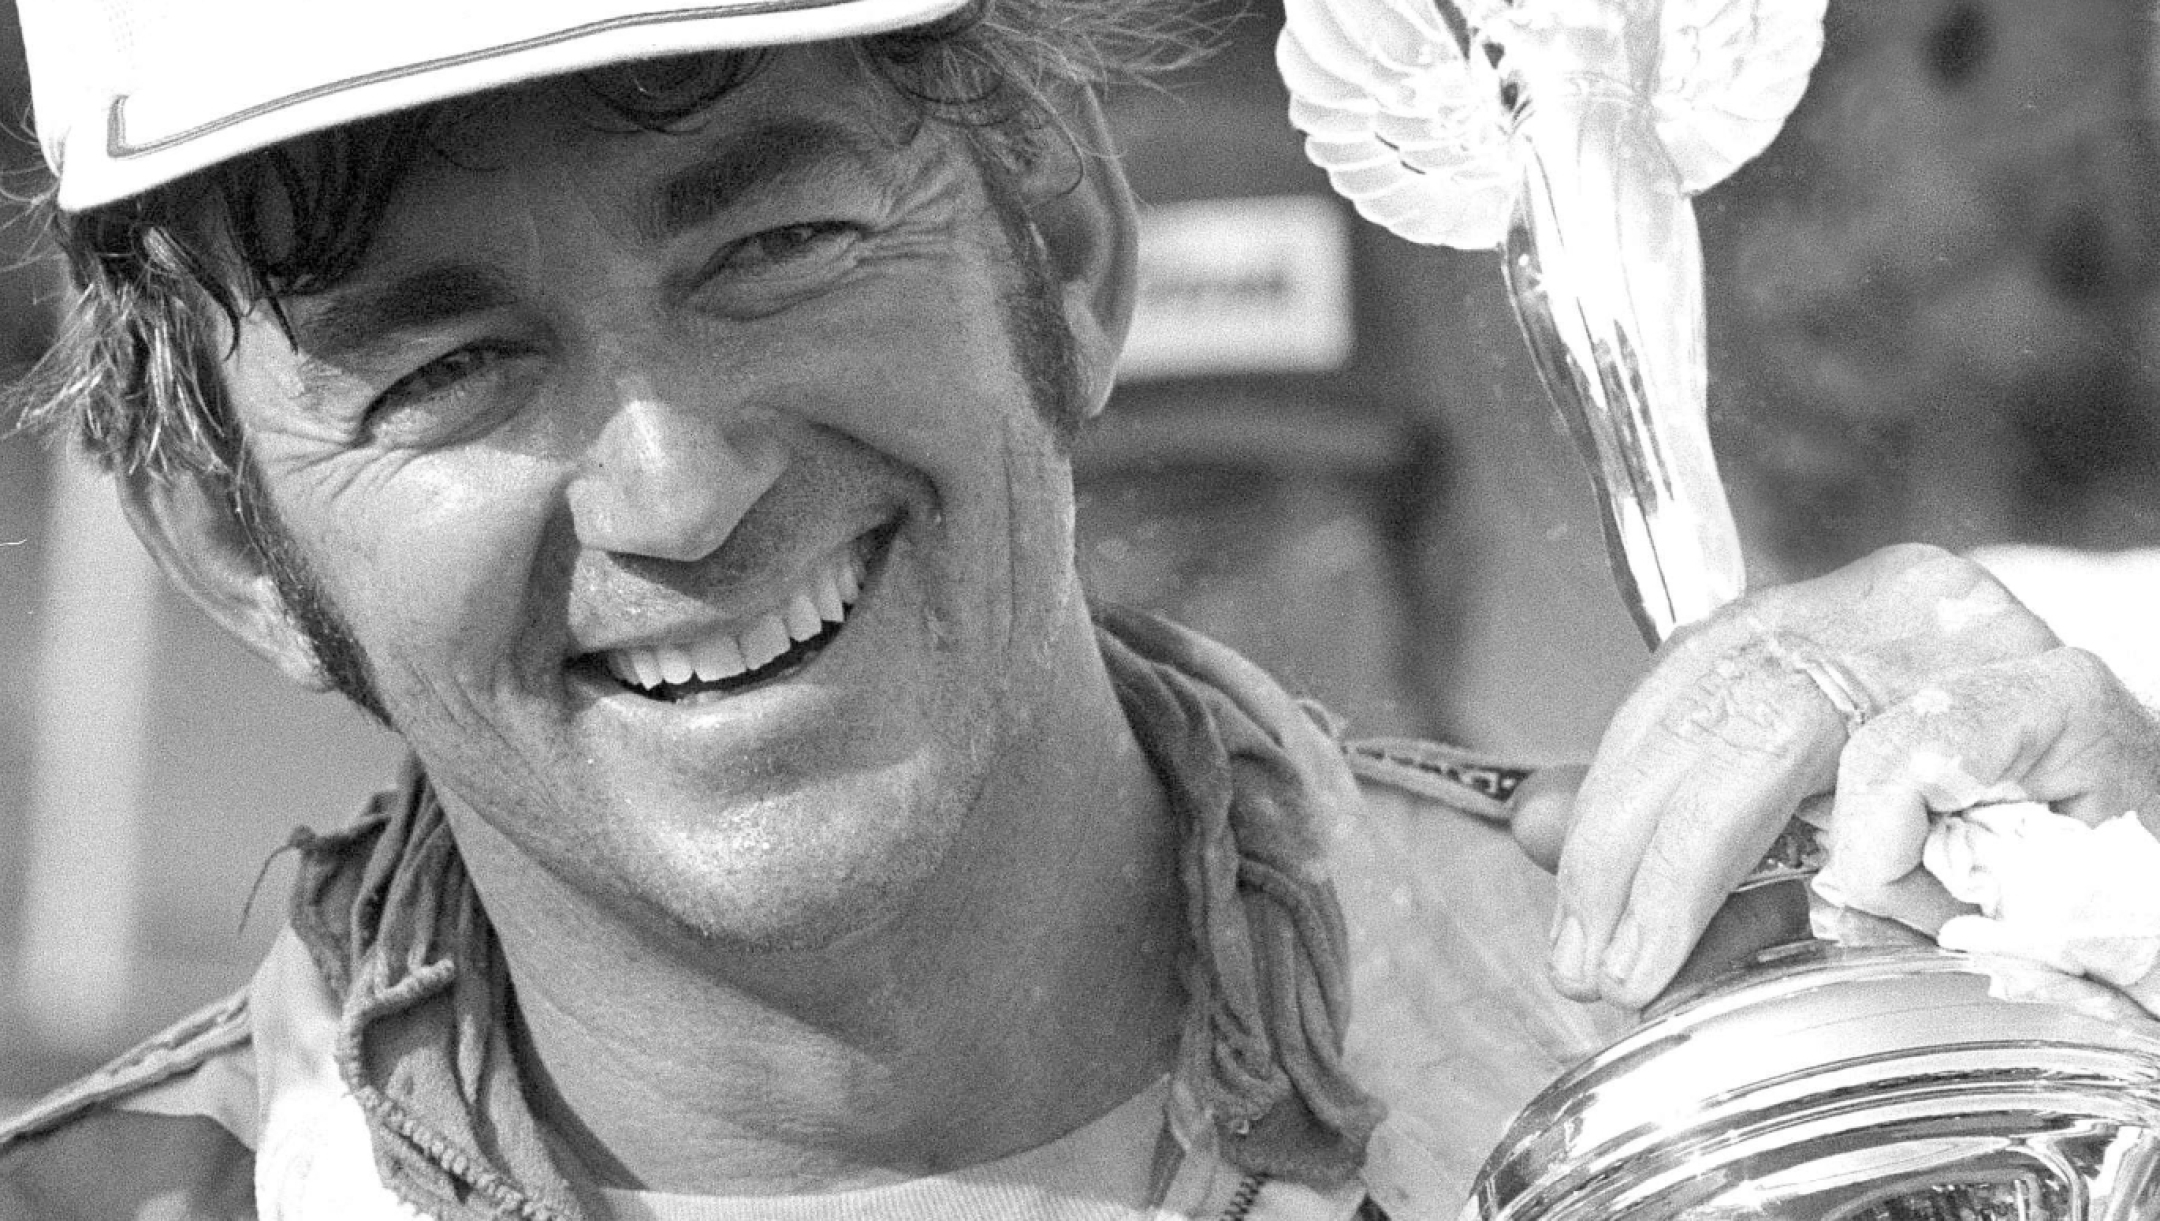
[7, 2, 2160, 1219]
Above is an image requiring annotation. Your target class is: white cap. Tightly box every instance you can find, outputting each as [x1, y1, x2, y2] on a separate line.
[19, 0, 975, 211]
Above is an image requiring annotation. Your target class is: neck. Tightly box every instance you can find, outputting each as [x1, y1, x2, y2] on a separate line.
[460, 632, 1184, 1194]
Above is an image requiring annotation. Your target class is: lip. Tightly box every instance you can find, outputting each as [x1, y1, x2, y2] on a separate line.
[564, 517, 901, 710]
[572, 522, 892, 659]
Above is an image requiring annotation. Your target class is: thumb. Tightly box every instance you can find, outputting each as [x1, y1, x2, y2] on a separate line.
[1511, 763, 1588, 873]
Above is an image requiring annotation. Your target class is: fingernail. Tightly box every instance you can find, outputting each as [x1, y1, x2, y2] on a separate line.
[1601, 913, 1643, 988]
[1551, 914, 1587, 988]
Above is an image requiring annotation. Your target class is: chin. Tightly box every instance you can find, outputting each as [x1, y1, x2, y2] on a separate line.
[617, 798, 966, 959]
[664, 872, 928, 956]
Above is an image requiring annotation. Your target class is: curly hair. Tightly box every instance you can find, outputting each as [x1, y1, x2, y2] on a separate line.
[8, 0, 1211, 487]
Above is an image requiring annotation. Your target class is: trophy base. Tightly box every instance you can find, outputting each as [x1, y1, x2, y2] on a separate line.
[1467, 938, 2160, 1220]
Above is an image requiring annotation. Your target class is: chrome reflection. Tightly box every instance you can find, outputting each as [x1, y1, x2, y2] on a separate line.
[1466, 937, 2160, 1220]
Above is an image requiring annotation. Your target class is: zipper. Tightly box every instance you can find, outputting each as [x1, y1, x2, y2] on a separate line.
[1218, 1173, 1269, 1220]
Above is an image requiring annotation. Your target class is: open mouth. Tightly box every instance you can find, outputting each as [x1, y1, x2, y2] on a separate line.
[579, 523, 896, 704]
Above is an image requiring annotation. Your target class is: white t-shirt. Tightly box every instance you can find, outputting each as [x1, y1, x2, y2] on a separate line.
[600, 1077, 1364, 1221]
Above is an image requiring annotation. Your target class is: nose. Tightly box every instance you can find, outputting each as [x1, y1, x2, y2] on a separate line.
[566, 370, 787, 563]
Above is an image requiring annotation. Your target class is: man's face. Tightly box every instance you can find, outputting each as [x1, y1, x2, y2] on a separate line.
[218, 46, 1102, 952]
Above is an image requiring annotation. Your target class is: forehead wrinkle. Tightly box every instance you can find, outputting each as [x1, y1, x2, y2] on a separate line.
[637, 118, 905, 245]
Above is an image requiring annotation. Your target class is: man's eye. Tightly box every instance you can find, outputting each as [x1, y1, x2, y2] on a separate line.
[366, 344, 532, 442]
[378, 347, 504, 408]
[717, 222, 862, 277]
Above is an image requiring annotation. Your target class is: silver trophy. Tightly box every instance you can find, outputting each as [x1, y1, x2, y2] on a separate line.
[1279, 0, 2160, 1216]
[1468, 930, 2160, 1219]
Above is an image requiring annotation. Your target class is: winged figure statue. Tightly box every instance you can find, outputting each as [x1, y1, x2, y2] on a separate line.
[1279, 0, 1826, 641]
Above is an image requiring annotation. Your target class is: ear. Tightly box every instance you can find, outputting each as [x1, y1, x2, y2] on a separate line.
[1017, 89, 1140, 423]
[117, 465, 332, 692]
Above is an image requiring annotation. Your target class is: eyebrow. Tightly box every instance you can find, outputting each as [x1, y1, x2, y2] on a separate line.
[637, 118, 897, 246]
[285, 119, 899, 365]
[288, 261, 519, 365]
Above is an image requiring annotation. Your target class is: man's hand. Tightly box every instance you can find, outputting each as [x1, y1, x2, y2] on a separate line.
[1510, 544, 2160, 1008]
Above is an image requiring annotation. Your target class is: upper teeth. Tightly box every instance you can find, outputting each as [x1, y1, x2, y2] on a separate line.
[604, 547, 865, 691]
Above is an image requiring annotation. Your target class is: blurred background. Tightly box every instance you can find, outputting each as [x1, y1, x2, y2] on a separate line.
[6, 0, 2160, 1110]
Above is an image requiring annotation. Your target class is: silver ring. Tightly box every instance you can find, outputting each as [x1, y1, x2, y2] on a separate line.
[1764, 633, 1878, 738]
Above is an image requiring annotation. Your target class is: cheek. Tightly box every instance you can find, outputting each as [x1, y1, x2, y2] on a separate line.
[294, 450, 572, 687]
[788, 247, 1026, 452]
[835, 263, 1080, 588]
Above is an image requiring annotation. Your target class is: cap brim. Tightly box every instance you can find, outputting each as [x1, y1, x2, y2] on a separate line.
[43, 0, 973, 210]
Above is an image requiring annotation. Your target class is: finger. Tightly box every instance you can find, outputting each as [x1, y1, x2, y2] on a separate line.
[1812, 862, 1968, 937]
[1553, 644, 1842, 1001]
[1654, 878, 1811, 1007]
[1591, 736, 1838, 1008]
[1508, 763, 1586, 874]
[1824, 647, 2160, 896]
[2022, 648, 2160, 827]
[1732, 547, 2058, 729]
[1559, 544, 2020, 779]
[1785, 543, 2057, 663]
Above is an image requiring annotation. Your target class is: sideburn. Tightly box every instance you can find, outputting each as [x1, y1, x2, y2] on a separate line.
[971, 146, 1088, 449]
[230, 451, 393, 726]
